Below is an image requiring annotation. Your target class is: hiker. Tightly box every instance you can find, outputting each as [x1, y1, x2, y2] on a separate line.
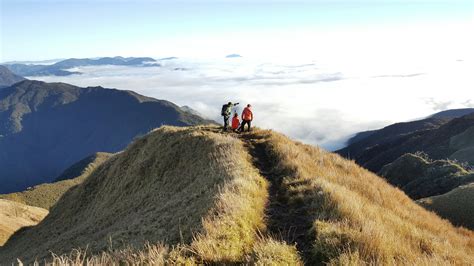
[239, 104, 253, 132]
[221, 101, 239, 130]
[231, 112, 240, 132]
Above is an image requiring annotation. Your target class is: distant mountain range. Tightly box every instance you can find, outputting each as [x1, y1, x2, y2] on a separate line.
[345, 117, 450, 147]
[339, 108, 474, 172]
[2, 56, 160, 77]
[345, 108, 474, 146]
[0, 79, 210, 193]
[0, 65, 25, 88]
[159, 56, 178, 61]
[226, 54, 242, 58]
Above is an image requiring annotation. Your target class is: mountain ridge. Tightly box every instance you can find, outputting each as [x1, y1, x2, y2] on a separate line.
[0, 65, 26, 88]
[338, 112, 474, 173]
[3, 56, 159, 77]
[0, 80, 210, 193]
[343, 108, 474, 147]
[1, 126, 472, 264]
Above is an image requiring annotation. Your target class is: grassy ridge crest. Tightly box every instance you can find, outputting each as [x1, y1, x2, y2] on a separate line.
[1, 127, 472, 265]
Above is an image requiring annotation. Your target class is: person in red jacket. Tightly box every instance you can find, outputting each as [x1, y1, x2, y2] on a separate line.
[231, 112, 240, 132]
[239, 104, 253, 132]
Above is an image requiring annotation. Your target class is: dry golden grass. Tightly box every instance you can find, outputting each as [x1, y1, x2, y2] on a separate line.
[253, 129, 474, 265]
[0, 199, 48, 246]
[188, 141, 268, 263]
[43, 244, 193, 265]
[0, 126, 279, 264]
[0, 153, 112, 210]
[2, 126, 472, 265]
[246, 237, 303, 265]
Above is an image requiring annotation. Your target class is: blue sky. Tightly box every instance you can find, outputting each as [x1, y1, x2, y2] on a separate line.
[1, 0, 473, 61]
[2, 0, 473, 148]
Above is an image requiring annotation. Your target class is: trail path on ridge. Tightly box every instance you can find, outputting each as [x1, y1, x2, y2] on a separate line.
[239, 132, 317, 265]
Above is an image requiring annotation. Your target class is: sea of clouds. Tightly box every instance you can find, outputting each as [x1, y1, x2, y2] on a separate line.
[31, 56, 473, 150]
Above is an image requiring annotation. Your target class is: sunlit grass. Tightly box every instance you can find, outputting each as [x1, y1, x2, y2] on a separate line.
[5, 126, 473, 265]
[256, 129, 474, 264]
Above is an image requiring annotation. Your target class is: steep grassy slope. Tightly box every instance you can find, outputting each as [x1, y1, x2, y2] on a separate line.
[1, 127, 473, 265]
[379, 153, 474, 199]
[419, 183, 474, 230]
[340, 117, 474, 230]
[0, 199, 48, 246]
[0, 127, 273, 264]
[251, 130, 473, 265]
[0, 80, 209, 193]
[0, 153, 112, 209]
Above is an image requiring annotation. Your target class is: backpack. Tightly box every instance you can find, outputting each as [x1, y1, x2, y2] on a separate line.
[221, 104, 228, 116]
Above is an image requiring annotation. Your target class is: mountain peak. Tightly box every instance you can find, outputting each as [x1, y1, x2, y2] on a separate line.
[226, 54, 242, 58]
[0, 65, 26, 87]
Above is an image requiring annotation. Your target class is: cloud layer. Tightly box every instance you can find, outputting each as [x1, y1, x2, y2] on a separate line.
[32, 57, 474, 150]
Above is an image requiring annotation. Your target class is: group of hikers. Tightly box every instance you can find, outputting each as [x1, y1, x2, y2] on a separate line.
[221, 102, 253, 132]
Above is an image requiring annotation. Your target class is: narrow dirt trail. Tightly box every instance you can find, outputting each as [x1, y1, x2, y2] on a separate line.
[239, 133, 317, 265]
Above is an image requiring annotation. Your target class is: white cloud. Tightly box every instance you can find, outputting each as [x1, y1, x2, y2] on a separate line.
[30, 54, 474, 151]
[27, 18, 474, 150]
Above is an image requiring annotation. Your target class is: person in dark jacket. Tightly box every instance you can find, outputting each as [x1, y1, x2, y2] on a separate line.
[221, 102, 239, 130]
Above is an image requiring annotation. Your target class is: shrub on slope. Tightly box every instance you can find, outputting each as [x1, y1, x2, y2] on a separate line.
[0, 199, 48, 246]
[419, 183, 474, 230]
[0, 153, 112, 209]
